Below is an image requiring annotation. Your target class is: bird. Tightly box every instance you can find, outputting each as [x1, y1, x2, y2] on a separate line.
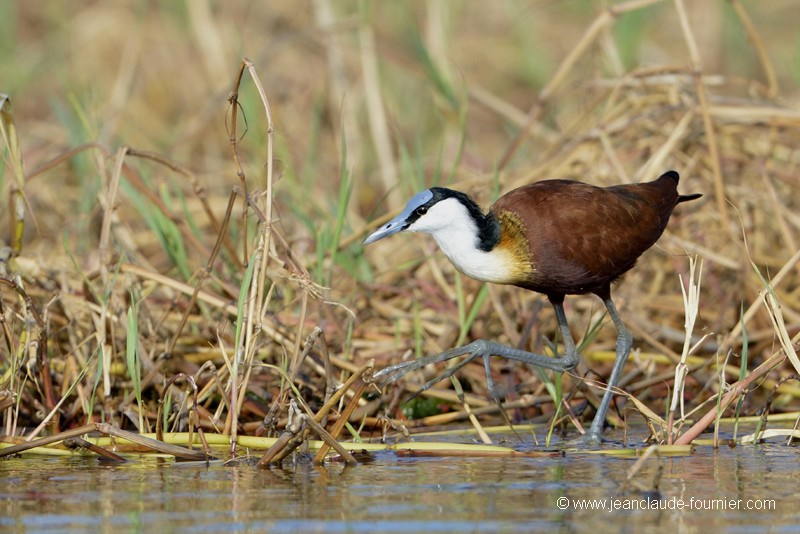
[362, 170, 701, 444]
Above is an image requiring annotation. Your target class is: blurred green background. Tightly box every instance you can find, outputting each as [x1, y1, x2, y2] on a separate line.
[2, 1, 797, 208]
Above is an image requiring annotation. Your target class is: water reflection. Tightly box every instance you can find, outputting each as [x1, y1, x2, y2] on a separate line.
[1, 431, 798, 533]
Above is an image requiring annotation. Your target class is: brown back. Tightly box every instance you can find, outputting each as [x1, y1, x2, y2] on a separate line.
[490, 173, 688, 299]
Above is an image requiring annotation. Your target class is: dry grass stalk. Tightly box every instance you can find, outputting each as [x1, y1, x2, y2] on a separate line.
[0, 422, 209, 460]
[666, 256, 704, 442]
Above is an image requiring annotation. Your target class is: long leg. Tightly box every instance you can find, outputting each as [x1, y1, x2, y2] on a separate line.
[373, 299, 580, 400]
[582, 296, 633, 444]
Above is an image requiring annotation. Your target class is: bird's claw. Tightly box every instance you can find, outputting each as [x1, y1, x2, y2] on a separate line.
[374, 341, 512, 405]
[372, 359, 424, 386]
[375, 338, 579, 399]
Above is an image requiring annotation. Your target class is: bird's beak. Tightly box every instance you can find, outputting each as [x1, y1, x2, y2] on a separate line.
[362, 215, 408, 246]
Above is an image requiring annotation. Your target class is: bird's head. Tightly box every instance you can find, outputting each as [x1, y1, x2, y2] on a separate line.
[363, 187, 532, 284]
[363, 187, 490, 246]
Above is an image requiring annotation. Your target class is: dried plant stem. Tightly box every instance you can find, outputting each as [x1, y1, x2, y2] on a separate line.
[224, 58, 278, 456]
[119, 263, 293, 347]
[666, 257, 703, 444]
[0, 277, 52, 432]
[0, 422, 209, 460]
[304, 410, 358, 464]
[0, 424, 97, 457]
[164, 189, 236, 357]
[718, 248, 800, 354]
[0, 95, 26, 256]
[758, 276, 800, 376]
[155, 373, 199, 445]
[258, 361, 373, 466]
[312, 380, 368, 463]
[674, 350, 790, 445]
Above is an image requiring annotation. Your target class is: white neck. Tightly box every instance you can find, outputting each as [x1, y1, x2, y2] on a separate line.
[407, 197, 515, 284]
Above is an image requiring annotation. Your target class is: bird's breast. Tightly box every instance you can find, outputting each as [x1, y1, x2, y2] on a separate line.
[434, 210, 534, 285]
[429, 212, 533, 285]
[431, 235, 523, 284]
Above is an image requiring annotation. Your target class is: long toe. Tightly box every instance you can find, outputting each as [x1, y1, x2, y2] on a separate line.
[373, 360, 423, 386]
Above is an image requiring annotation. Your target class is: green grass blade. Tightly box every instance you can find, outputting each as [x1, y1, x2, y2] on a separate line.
[732, 303, 748, 441]
[126, 300, 143, 431]
[456, 284, 489, 347]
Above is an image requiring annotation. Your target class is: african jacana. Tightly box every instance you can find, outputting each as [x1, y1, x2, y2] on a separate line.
[363, 170, 701, 443]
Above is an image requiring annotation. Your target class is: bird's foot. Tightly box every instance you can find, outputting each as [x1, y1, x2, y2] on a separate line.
[372, 341, 491, 401]
[373, 339, 580, 402]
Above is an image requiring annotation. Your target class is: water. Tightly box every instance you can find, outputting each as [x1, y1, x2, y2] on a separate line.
[1, 430, 798, 533]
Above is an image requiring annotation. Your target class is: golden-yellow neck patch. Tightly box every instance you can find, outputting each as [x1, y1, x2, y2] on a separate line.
[492, 210, 534, 284]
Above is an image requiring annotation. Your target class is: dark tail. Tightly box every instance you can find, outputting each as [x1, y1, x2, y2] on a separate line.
[677, 193, 702, 204]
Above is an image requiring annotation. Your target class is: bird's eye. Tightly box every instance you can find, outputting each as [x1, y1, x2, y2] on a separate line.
[415, 206, 428, 216]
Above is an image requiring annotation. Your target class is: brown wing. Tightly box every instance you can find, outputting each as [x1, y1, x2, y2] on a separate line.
[490, 174, 681, 297]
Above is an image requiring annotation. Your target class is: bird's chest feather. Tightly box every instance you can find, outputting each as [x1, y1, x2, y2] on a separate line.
[432, 210, 533, 285]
